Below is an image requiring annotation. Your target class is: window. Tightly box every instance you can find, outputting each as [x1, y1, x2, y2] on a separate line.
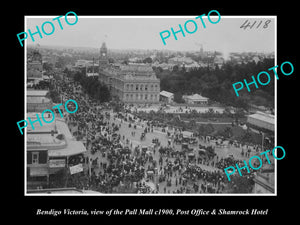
[136, 84, 139, 91]
[150, 85, 153, 91]
[126, 84, 130, 90]
[131, 84, 134, 91]
[145, 94, 148, 100]
[140, 84, 143, 91]
[145, 85, 148, 91]
[32, 152, 39, 164]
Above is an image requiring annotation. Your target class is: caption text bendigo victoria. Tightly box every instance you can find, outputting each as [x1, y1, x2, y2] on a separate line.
[36, 208, 268, 216]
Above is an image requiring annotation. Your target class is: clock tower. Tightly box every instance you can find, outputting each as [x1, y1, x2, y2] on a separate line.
[99, 42, 108, 70]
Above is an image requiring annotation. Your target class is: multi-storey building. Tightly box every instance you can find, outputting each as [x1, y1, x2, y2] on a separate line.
[26, 112, 87, 190]
[98, 43, 160, 103]
[27, 90, 53, 112]
[27, 50, 43, 83]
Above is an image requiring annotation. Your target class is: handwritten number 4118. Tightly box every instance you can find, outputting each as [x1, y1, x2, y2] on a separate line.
[240, 19, 271, 29]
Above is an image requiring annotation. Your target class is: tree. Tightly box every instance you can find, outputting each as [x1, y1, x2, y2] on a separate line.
[143, 57, 152, 64]
[157, 59, 274, 109]
[237, 131, 254, 145]
[46, 89, 60, 103]
[74, 71, 84, 82]
[205, 123, 214, 135]
[216, 126, 233, 138]
[223, 107, 232, 117]
[174, 92, 185, 103]
[188, 119, 196, 129]
[234, 108, 245, 124]
[43, 62, 53, 72]
[108, 58, 115, 63]
[172, 65, 179, 72]
[228, 175, 254, 193]
[197, 123, 214, 136]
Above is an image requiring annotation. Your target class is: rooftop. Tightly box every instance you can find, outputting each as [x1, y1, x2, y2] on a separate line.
[48, 139, 86, 157]
[160, 90, 174, 98]
[27, 90, 49, 97]
[103, 64, 159, 81]
[248, 111, 275, 125]
[26, 113, 86, 156]
[168, 56, 195, 65]
[120, 64, 154, 72]
[184, 94, 208, 101]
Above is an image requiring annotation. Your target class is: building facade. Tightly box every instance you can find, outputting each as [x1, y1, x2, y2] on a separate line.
[27, 50, 43, 83]
[26, 112, 87, 190]
[253, 168, 275, 194]
[160, 90, 174, 104]
[27, 90, 53, 112]
[98, 43, 160, 103]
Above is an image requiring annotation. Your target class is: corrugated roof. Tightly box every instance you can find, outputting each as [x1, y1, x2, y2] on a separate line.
[160, 90, 174, 98]
[27, 90, 48, 96]
[48, 139, 86, 157]
[186, 94, 208, 100]
[26, 115, 86, 156]
[248, 112, 275, 125]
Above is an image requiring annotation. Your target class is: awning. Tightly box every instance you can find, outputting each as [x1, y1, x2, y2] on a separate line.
[48, 139, 86, 157]
[30, 167, 49, 176]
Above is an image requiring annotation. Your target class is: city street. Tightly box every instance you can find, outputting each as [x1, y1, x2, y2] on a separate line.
[84, 109, 263, 194]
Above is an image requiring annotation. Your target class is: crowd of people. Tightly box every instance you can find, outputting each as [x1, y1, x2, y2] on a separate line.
[51, 78, 274, 194]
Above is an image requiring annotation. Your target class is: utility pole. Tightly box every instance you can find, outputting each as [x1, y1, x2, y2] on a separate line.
[261, 131, 264, 152]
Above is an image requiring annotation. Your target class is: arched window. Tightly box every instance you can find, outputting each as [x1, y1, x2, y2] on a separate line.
[140, 84, 144, 91]
[145, 84, 148, 91]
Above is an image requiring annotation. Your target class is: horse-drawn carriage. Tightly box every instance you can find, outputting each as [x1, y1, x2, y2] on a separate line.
[182, 143, 194, 152]
[198, 144, 216, 159]
[120, 146, 131, 155]
[146, 170, 154, 180]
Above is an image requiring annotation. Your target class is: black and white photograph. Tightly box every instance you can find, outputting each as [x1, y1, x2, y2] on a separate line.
[22, 15, 278, 195]
[13, 3, 300, 222]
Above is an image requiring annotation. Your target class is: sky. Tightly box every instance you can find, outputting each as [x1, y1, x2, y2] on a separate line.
[25, 15, 276, 54]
